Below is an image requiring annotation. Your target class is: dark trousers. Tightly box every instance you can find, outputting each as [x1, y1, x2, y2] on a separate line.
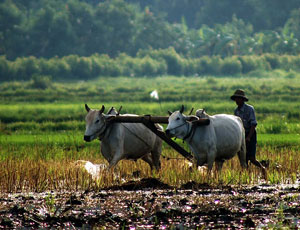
[246, 130, 257, 162]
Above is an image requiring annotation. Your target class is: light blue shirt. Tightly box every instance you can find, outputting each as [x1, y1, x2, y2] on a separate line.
[234, 103, 257, 133]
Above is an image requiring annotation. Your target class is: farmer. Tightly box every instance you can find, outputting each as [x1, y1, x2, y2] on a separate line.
[231, 89, 267, 174]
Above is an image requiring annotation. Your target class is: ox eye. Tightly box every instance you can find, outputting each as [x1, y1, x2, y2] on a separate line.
[95, 120, 100, 123]
[176, 117, 180, 120]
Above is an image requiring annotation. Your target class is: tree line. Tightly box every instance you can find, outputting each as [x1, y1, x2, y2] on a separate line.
[1, 49, 300, 81]
[1, 0, 300, 60]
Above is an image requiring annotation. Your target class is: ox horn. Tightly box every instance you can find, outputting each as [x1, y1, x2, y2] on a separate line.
[180, 105, 184, 113]
[99, 105, 105, 114]
[107, 107, 114, 114]
[189, 107, 194, 115]
[85, 104, 90, 112]
[117, 105, 122, 115]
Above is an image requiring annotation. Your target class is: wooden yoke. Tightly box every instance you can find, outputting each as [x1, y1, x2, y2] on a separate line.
[108, 115, 210, 162]
[108, 115, 169, 124]
[109, 115, 210, 126]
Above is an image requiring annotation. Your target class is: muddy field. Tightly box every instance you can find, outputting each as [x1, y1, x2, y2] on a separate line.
[1, 178, 300, 229]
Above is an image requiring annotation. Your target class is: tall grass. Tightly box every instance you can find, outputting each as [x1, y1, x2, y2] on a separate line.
[0, 144, 299, 193]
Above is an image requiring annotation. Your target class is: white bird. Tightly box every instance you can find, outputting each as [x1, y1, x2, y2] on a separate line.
[150, 90, 159, 100]
[74, 160, 106, 180]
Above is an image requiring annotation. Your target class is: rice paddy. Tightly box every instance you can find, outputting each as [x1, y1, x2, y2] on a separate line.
[0, 73, 299, 192]
[0, 73, 300, 228]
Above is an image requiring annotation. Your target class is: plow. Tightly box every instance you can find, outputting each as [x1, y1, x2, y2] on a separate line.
[107, 114, 210, 162]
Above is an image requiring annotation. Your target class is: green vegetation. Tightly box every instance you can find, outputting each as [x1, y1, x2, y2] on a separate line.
[1, 0, 300, 60]
[0, 74, 299, 192]
[3, 52, 300, 80]
[0, 0, 299, 193]
[1, 70, 300, 103]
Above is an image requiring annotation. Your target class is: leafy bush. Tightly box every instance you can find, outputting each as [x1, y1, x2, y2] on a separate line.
[30, 75, 52, 89]
[0, 56, 10, 81]
[138, 48, 183, 75]
[2, 53, 300, 80]
[285, 70, 297, 79]
[221, 57, 242, 75]
[195, 56, 222, 75]
[138, 56, 167, 76]
[183, 59, 197, 76]
[279, 55, 294, 71]
[238, 56, 260, 73]
[116, 53, 137, 76]
[264, 54, 281, 69]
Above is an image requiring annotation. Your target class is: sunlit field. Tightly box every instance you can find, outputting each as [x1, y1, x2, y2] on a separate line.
[0, 73, 299, 192]
[1, 129, 299, 193]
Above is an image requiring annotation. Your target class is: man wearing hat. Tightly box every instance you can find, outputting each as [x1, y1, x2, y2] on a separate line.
[231, 89, 266, 173]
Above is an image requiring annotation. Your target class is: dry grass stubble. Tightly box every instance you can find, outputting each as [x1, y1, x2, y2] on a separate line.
[0, 147, 299, 193]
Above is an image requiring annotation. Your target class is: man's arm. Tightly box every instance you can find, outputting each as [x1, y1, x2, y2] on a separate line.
[247, 106, 257, 141]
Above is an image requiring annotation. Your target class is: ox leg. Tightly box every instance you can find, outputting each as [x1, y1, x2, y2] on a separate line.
[215, 160, 224, 172]
[207, 149, 217, 174]
[101, 144, 113, 163]
[108, 151, 124, 170]
[141, 154, 154, 170]
[238, 139, 247, 168]
[151, 140, 162, 170]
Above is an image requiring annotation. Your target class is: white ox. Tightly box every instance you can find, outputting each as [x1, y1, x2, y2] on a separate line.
[84, 104, 162, 170]
[166, 106, 247, 172]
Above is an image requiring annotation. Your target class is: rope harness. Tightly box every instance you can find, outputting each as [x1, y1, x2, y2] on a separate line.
[167, 121, 196, 141]
[97, 120, 109, 140]
[183, 122, 197, 141]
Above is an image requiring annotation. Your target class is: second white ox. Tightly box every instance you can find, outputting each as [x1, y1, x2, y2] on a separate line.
[166, 106, 247, 172]
[84, 104, 162, 170]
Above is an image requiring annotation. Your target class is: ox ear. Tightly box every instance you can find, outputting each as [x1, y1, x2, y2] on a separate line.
[168, 110, 172, 116]
[180, 105, 184, 113]
[99, 105, 105, 114]
[185, 115, 199, 122]
[85, 104, 90, 113]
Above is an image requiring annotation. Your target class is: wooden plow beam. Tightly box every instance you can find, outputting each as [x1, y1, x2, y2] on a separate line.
[108, 115, 210, 162]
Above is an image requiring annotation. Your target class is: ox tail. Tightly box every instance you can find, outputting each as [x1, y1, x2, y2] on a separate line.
[238, 134, 247, 168]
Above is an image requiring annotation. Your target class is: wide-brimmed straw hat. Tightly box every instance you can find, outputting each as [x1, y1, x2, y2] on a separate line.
[230, 89, 249, 101]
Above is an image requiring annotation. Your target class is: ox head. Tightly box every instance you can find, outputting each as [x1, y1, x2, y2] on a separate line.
[84, 104, 107, 142]
[166, 105, 199, 139]
[107, 107, 118, 115]
[195, 108, 209, 119]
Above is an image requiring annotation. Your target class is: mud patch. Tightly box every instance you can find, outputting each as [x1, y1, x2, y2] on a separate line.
[106, 178, 173, 190]
[1, 182, 300, 229]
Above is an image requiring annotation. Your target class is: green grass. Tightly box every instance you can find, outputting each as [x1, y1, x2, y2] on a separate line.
[0, 102, 299, 135]
[0, 132, 298, 161]
[1, 71, 300, 103]
[259, 134, 300, 148]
